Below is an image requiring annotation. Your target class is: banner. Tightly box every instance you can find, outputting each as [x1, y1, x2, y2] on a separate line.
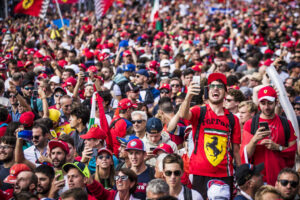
[54, 0, 78, 4]
[14, 0, 49, 18]
[95, 0, 115, 20]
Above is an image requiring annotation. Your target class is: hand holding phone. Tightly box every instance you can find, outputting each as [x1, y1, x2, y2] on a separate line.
[193, 76, 201, 86]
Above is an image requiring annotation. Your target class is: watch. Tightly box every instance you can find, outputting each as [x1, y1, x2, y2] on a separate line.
[279, 145, 283, 151]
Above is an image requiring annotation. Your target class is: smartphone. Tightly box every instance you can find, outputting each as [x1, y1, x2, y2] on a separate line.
[18, 130, 33, 141]
[193, 76, 201, 86]
[92, 148, 98, 157]
[259, 122, 269, 131]
[55, 170, 64, 181]
[204, 86, 209, 100]
[33, 90, 38, 97]
[150, 147, 155, 151]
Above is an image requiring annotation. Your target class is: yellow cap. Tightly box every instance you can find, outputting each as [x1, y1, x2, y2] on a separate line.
[49, 109, 61, 122]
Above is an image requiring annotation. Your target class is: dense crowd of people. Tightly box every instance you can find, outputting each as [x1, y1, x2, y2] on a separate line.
[0, 0, 300, 199]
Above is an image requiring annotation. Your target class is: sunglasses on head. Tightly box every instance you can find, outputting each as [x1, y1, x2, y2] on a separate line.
[132, 120, 144, 124]
[164, 170, 181, 177]
[114, 175, 128, 181]
[278, 179, 299, 188]
[98, 155, 111, 160]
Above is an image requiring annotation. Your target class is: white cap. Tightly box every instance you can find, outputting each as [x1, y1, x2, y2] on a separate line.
[160, 59, 171, 67]
[207, 180, 230, 200]
[65, 64, 80, 74]
[50, 76, 60, 84]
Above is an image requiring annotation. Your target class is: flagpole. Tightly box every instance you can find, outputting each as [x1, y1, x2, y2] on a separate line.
[55, 0, 65, 27]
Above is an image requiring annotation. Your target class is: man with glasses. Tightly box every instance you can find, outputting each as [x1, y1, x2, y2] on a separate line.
[240, 86, 297, 186]
[275, 168, 299, 200]
[170, 77, 182, 100]
[0, 136, 16, 191]
[162, 153, 203, 200]
[21, 79, 43, 116]
[24, 124, 49, 166]
[179, 72, 241, 199]
[225, 89, 245, 115]
[131, 111, 147, 139]
[59, 95, 73, 122]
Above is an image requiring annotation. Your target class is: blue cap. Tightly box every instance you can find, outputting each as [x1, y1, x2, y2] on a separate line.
[117, 135, 139, 145]
[119, 40, 129, 48]
[137, 69, 149, 78]
[123, 64, 136, 72]
[146, 117, 163, 133]
[295, 96, 300, 104]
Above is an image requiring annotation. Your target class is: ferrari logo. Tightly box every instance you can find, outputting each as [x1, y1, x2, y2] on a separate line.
[62, 0, 68, 2]
[22, 0, 34, 9]
[264, 90, 268, 94]
[204, 134, 227, 167]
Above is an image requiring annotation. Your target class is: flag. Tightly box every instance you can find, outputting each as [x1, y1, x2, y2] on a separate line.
[95, 0, 115, 20]
[88, 92, 113, 151]
[54, 0, 78, 4]
[14, 0, 49, 18]
[150, 0, 159, 22]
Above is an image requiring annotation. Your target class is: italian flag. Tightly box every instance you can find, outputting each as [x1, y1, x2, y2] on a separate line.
[150, 0, 159, 22]
[88, 92, 97, 130]
[204, 128, 228, 136]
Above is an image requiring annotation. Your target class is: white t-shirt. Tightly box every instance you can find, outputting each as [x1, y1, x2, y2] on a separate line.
[179, 4, 190, 17]
[177, 186, 203, 200]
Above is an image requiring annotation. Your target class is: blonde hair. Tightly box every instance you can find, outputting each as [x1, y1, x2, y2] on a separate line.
[255, 185, 281, 200]
[238, 100, 258, 114]
[94, 154, 115, 188]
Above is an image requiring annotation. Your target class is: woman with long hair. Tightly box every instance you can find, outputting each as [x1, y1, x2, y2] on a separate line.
[94, 148, 115, 190]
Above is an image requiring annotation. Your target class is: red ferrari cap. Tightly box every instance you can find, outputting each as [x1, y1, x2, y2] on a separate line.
[258, 86, 277, 102]
[80, 127, 106, 140]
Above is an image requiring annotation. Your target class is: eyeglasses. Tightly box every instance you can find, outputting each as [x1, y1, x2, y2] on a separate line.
[98, 155, 111, 160]
[160, 90, 170, 94]
[64, 104, 72, 108]
[226, 98, 234, 102]
[164, 170, 181, 177]
[24, 86, 34, 91]
[171, 84, 180, 88]
[0, 145, 13, 150]
[55, 94, 63, 98]
[132, 120, 144, 124]
[278, 179, 299, 188]
[114, 175, 129, 181]
[209, 84, 224, 89]
[32, 135, 40, 140]
[295, 107, 300, 111]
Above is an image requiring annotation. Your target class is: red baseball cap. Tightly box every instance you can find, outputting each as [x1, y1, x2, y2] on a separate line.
[87, 66, 98, 73]
[258, 86, 277, 102]
[153, 143, 174, 155]
[192, 64, 202, 72]
[125, 139, 146, 152]
[58, 60, 68, 68]
[208, 73, 227, 85]
[4, 164, 31, 184]
[37, 73, 48, 80]
[97, 147, 113, 156]
[62, 77, 77, 87]
[118, 98, 134, 110]
[80, 127, 106, 140]
[159, 83, 171, 91]
[25, 49, 35, 55]
[122, 50, 131, 57]
[49, 140, 70, 154]
[19, 111, 35, 128]
[85, 51, 94, 59]
[24, 61, 33, 68]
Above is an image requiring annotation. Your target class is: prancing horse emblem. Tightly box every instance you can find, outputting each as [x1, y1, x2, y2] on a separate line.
[206, 136, 223, 161]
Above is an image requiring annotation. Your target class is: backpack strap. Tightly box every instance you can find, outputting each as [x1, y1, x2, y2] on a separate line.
[183, 185, 192, 200]
[226, 112, 235, 134]
[32, 97, 39, 113]
[250, 114, 260, 135]
[279, 116, 290, 147]
[193, 106, 207, 154]
[109, 118, 123, 129]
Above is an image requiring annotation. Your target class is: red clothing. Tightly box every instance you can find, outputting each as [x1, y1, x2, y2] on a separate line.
[189, 104, 241, 177]
[87, 179, 117, 200]
[0, 122, 8, 137]
[240, 115, 297, 185]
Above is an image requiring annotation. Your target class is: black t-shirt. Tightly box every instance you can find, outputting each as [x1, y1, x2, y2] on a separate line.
[133, 166, 155, 200]
[0, 165, 12, 191]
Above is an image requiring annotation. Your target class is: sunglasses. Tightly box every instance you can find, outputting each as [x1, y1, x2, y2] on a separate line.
[98, 155, 111, 160]
[295, 107, 300, 111]
[209, 84, 224, 89]
[24, 86, 34, 90]
[55, 94, 63, 98]
[132, 120, 144, 124]
[171, 84, 180, 88]
[114, 175, 129, 181]
[32, 135, 40, 140]
[64, 104, 72, 108]
[160, 90, 170, 94]
[164, 170, 181, 177]
[278, 179, 299, 188]
[9, 94, 17, 98]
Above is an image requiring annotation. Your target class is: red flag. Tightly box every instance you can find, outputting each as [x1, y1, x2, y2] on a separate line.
[96, 93, 113, 152]
[54, 0, 78, 4]
[95, 0, 115, 20]
[14, 0, 49, 18]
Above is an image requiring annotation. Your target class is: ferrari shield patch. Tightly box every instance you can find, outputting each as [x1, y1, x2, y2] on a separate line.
[204, 129, 227, 167]
[22, 0, 34, 9]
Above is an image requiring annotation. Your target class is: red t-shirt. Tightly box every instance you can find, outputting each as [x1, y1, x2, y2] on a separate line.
[240, 115, 297, 185]
[189, 104, 241, 177]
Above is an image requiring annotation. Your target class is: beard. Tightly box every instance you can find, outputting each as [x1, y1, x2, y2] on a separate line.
[37, 185, 51, 195]
[52, 157, 66, 168]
